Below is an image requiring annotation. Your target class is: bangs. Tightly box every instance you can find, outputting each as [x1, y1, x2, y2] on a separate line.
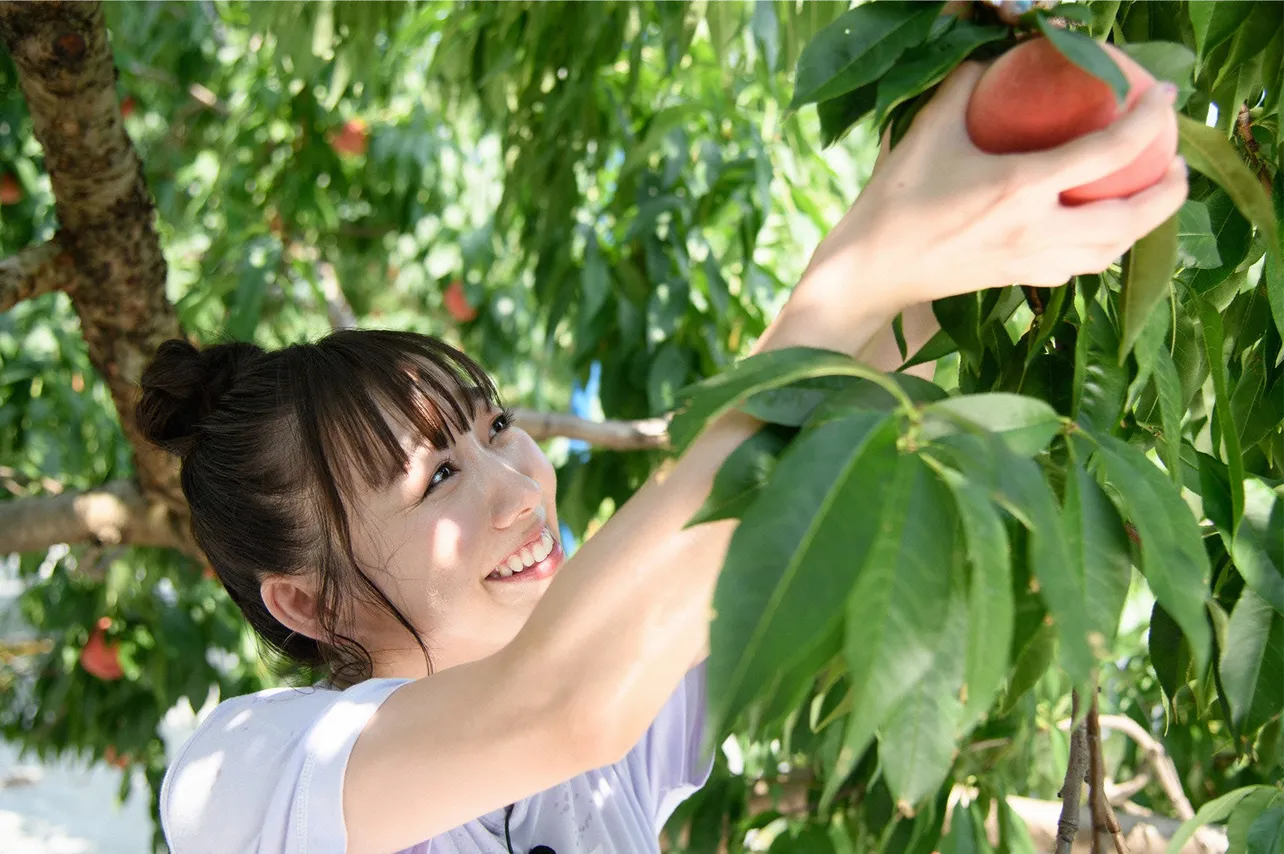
[289, 330, 503, 499]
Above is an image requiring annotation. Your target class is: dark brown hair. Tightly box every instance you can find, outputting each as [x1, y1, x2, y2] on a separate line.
[137, 330, 504, 688]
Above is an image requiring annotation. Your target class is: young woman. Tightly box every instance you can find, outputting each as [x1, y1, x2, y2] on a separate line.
[150, 64, 1185, 854]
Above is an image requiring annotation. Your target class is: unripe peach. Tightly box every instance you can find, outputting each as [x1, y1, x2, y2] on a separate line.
[965, 37, 1177, 205]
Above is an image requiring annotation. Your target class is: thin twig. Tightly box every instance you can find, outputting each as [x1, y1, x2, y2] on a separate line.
[1235, 105, 1273, 194]
[1088, 694, 1130, 854]
[1057, 691, 1091, 854]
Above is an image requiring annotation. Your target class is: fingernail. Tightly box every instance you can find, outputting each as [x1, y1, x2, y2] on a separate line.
[1160, 82, 1178, 103]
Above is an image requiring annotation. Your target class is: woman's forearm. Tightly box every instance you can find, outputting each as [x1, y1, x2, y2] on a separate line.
[854, 300, 941, 378]
[512, 256, 904, 761]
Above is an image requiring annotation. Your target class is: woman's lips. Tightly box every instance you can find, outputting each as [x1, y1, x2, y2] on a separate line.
[485, 536, 563, 584]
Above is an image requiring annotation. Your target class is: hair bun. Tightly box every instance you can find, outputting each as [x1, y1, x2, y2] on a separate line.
[137, 339, 264, 458]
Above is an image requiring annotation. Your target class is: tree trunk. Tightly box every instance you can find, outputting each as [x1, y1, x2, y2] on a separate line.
[1, 1, 193, 556]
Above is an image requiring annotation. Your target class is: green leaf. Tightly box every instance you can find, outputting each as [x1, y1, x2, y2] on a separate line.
[1246, 805, 1284, 854]
[739, 375, 861, 427]
[871, 19, 1007, 130]
[1073, 296, 1129, 434]
[1119, 214, 1180, 360]
[1193, 1, 1257, 66]
[1036, 15, 1129, 104]
[670, 347, 901, 455]
[817, 83, 878, 147]
[687, 425, 792, 527]
[938, 433, 1094, 682]
[1195, 298, 1246, 526]
[1210, 2, 1281, 92]
[1179, 115, 1280, 256]
[1131, 302, 1184, 485]
[940, 801, 988, 854]
[1267, 172, 1284, 343]
[1221, 588, 1284, 732]
[1234, 479, 1284, 615]
[1165, 786, 1269, 854]
[879, 584, 966, 808]
[1176, 199, 1223, 269]
[1118, 41, 1196, 107]
[923, 393, 1064, 458]
[705, 411, 896, 740]
[1231, 790, 1284, 854]
[1089, 433, 1212, 668]
[903, 327, 961, 369]
[647, 343, 691, 415]
[1188, 189, 1253, 295]
[789, 2, 944, 110]
[996, 455, 1095, 682]
[822, 452, 956, 810]
[997, 796, 1039, 854]
[1150, 601, 1190, 712]
[936, 468, 1012, 731]
[1066, 456, 1131, 652]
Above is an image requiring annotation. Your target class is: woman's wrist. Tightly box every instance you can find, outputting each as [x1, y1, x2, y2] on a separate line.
[752, 238, 909, 359]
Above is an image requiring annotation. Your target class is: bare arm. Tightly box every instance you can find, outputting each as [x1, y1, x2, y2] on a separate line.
[514, 254, 904, 760]
[854, 300, 942, 378]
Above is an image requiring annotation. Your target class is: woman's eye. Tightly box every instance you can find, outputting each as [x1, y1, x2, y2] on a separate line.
[490, 409, 516, 439]
[425, 462, 456, 496]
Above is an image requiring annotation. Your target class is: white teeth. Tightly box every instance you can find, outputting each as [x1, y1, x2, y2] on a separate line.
[489, 527, 556, 579]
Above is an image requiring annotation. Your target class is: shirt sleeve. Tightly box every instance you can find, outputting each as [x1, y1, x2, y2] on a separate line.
[633, 659, 716, 834]
[160, 677, 413, 854]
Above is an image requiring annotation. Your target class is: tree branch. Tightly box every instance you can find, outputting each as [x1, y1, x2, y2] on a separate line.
[0, 0, 189, 537]
[0, 236, 78, 311]
[1088, 695, 1130, 854]
[1058, 691, 1091, 854]
[513, 407, 670, 451]
[0, 481, 195, 558]
[1235, 104, 1272, 194]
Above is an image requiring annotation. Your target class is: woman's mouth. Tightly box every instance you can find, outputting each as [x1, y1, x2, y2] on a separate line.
[485, 526, 563, 584]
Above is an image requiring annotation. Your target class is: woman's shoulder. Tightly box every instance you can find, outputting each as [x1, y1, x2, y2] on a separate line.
[160, 678, 413, 852]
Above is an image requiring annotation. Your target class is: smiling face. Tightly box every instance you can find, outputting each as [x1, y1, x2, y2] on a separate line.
[344, 397, 564, 679]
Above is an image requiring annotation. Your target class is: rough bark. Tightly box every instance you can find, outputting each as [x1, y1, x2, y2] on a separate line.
[0, 0, 193, 551]
[0, 481, 192, 557]
[0, 235, 78, 310]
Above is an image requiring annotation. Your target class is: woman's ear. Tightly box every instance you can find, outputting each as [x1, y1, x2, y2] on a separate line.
[260, 574, 324, 642]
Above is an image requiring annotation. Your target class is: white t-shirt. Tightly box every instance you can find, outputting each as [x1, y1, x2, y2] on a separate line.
[160, 661, 713, 853]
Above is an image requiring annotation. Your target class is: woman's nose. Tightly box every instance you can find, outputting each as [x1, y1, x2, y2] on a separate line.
[491, 465, 542, 531]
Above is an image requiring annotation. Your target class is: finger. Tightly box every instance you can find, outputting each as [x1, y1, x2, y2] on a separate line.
[1060, 156, 1190, 251]
[1021, 83, 1178, 191]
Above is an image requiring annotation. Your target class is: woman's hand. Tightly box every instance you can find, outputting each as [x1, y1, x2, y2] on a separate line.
[798, 61, 1189, 321]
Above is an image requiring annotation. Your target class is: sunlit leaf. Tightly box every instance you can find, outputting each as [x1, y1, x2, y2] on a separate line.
[1036, 14, 1129, 103]
[1118, 214, 1180, 360]
[1088, 432, 1212, 668]
[821, 452, 955, 810]
[789, 2, 944, 110]
[1221, 588, 1284, 732]
[706, 411, 897, 740]
[1179, 116, 1279, 255]
[1233, 478, 1284, 615]
[687, 424, 792, 527]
